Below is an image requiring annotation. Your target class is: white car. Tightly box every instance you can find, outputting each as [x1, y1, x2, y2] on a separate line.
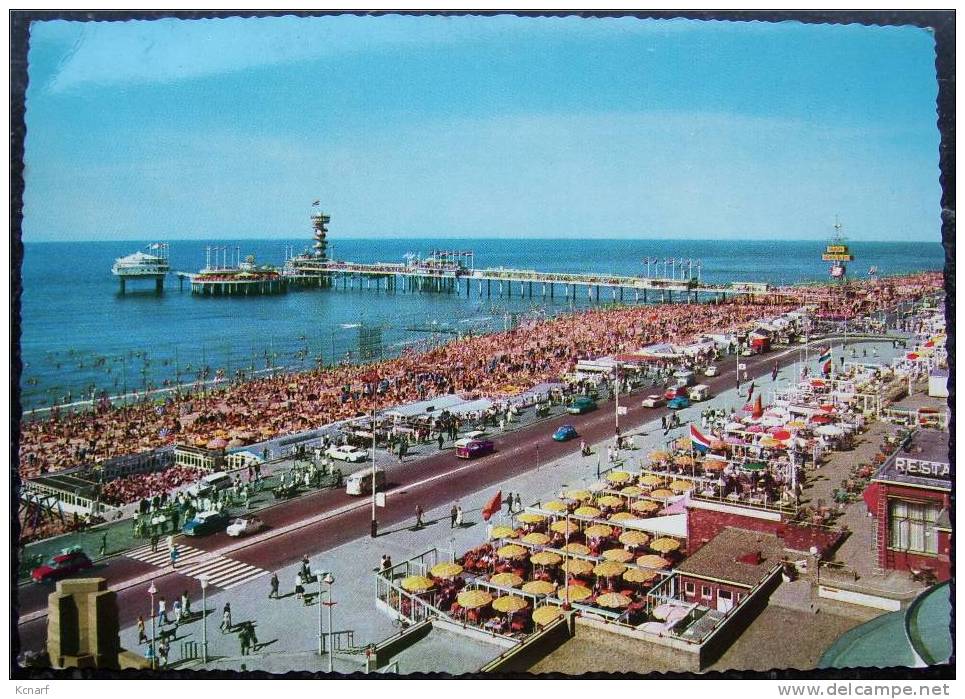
[226, 516, 264, 538]
[325, 445, 369, 463]
[453, 438, 473, 450]
[704, 365, 718, 377]
[641, 395, 665, 408]
[463, 430, 487, 440]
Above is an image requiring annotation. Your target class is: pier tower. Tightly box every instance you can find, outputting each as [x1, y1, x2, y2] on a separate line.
[311, 209, 330, 260]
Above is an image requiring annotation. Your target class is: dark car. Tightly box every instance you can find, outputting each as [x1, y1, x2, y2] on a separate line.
[456, 438, 495, 459]
[566, 397, 598, 415]
[182, 510, 230, 537]
[31, 548, 93, 583]
[553, 425, 579, 442]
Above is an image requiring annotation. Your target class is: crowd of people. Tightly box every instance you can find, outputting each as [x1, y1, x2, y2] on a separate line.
[18, 273, 943, 483]
[99, 465, 204, 507]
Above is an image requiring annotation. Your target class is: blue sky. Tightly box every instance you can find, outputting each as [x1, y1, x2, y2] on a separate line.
[22, 14, 941, 241]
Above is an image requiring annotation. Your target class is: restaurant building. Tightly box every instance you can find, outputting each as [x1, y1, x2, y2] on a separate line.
[863, 429, 951, 580]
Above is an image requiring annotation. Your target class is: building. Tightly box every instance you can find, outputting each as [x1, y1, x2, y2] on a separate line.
[863, 429, 951, 580]
[173, 444, 226, 472]
[676, 527, 786, 613]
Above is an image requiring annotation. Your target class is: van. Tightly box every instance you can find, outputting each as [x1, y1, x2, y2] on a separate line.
[673, 369, 695, 386]
[188, 471, 232, 497]
[346, 468, 386, 496]
[688, 384, 711, 402]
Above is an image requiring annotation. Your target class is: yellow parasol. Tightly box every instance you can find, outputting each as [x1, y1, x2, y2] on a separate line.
[565, 559, 594, 576]
[605, 470, 632, 484]
[596, 495, 625, 508]
[489, 526, 517, 539]
[573, 506, 602, 518]
[565, 489, 591, 501]
[497, 544, 528, 559]
[490, 572, 523, 588]
[521, 532, 550, 546]
[620, 486, 643, 497]
[550, 519, 579, 535]
[522, 580, 557, 595]
[786, 420, 807, 429]
[562, 542, 591, 556]
[532, 606, 564, 626]
[639, 474, 663, 488]
[563, 584, 592, 602]
[530, 551, 563, 566]
[623, 567, 659, 584]
[517, 512, 546, 524]
[457, 589, 493, 609]
[401, 575, 435, 593]
[670, 480, 695, 493]
[492, 595, 529, 614]
[702, 459, 726, 472]
[650, 489, 675, 499]
[602, 548, 634, 563]
[648, 450, 670, 462]
[585, 524, 614, 538]
[675, 437, 690, 450]
[609, 511, 635, 522]
[630, 500, 660, 515]
[636, 554, 671, 569]
[593, 560, 627, 578]
[596, 592, 632, 609]
[542, 501, 568, 513]
[673, 455, 695, 468]
[650, 537, 682, 554]
[760, 436, 782, 448]
[619, 530, 651, 547]
[430, 562, 464, 579]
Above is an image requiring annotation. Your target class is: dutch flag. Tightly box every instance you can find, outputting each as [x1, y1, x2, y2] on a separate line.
[819, 346, 832, 376]
[690, 424, 713, 453]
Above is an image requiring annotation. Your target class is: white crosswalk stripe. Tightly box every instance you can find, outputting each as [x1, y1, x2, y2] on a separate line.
[126, 543, 268, 590]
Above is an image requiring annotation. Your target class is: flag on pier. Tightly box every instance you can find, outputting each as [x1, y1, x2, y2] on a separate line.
[312, 199, 320, 206]
[751, 394, 764, 420]
[690, 424, 713, 453]
[819, 346, 832, 376]
[482, 490, 502, 521]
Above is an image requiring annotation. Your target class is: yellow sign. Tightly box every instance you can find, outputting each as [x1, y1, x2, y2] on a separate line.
[825, 245, 848, 253]
[822, 253, 853, 261]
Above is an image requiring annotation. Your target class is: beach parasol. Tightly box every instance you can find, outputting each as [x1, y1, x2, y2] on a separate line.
[521, 532, 550, 546]
[550, 520, 579, 535]
[675, 437, 691, 450]
[623, 567, 659, 584]
[652, 603, 677, 620]
[648, 450, 670, 462]
[650, 537, 681, 554]
[457, 589, 493, 610]
[565, 559, 594, 576]
[650, 489, 675, 499]
[759, 436, 782, 449]
[522, 580, 557, 595]
[530, 551, 563, 566]
[602, 548, 634, 563]
[574, 506, 602, 518]
[492, 595, 529, 614]
[702, 459, 726, 472]
[563, 584, 592, 602]
[636, 554, 671, 569]
[489, 526, 518, 539]
[605, 470, 632, 484]
[673, 455, 695, 468]
[619, 530, 650, 547]
[430, 562, 464, 579]
[517, 512, 546, 524]
[401, 576, 435, 593]
[593, 561, 627, 578]
[562, 543, 591, 556]
[565, 489, 591, 501]
[639, 475, 663, 488]
[585, 524, 613, 538]
[742, 461, 766, 472]
[816, 424, 844, 437]
[746, 424, 764, 433]
[620, 486, 643, 497]
[769, 429, 792, 441]
[670, 480, 695, 493]
[596, 495, 625, 508]
[786, 420, 807, 429]
[609, 511, 635, 522]
[490, 572, 523, 588]
[497, 544, 528, 560]
[207, 437, 228, 450]
[596, 592, 632, 609]
[542, 501, 568, 513]
[532, 606, 565, 626]
[630, 500, 660, 515]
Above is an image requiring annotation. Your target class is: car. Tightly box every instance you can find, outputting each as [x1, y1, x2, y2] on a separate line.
[182, 510, 230, 537]
[456, 439, 495, 459]
[226, 516, 264, 538]
[688, 384, 711, 402]
[641, 394, 665, 408]
[462, 430, 487, 440]
[566, 397, 598, 415]
[553, 425, 579, 442]
[325, 444, 369, 463]
[664, 384, 689, 401]
[703, 365, 718, 377]
[667, 396, 691, 410]
[31, 548, 93, 583]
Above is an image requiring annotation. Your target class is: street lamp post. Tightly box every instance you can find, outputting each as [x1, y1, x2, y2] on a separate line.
[199, 573, 210, 663]
[148, 581, 157, 670]
[316, 570, 327, 656]
[323, 572, 336, 673]
[370, 408, 378, 538]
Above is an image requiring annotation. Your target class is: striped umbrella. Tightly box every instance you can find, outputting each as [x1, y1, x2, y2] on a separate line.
[563, 584, 592, 602]
[636, 554, 671, 570]
[596, 592, 632, 609]
[650, 537, 681, 554]
[623, 567, 659, 584]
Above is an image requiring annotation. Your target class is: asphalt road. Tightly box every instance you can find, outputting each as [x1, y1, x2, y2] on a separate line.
[13, 335, 872, 655]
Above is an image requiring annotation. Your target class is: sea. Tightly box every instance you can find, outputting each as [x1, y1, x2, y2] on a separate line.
[16, 238, 944, 413]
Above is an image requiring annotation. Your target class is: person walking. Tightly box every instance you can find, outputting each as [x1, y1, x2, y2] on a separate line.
[239, 626, 251, 656]
[415, 505, 424, 529]
[172, 598, 182, 625]
[269, 572, 279, 599]
[157, 638, 169, 667]
[137, 615, 148, 644]
[157, 596, 168, 627]
[220, 602, 232, 633]
[455, 505, 464, 528]
[450, 505, 458, 528]
[169, 545, 180, 569]
[150, 533, 159, 553]
[438, 433, 445, 451]
[98, 532, 108, 558]
[504, 492, 513, 514]
[181, 590, 191, 617]
[513, 493, 521, 513]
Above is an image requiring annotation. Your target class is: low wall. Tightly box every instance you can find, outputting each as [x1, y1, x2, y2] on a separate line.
[479, 616, 573, 674]
[371, 619, 432, 669]
[575, 617, 702, 674]
[817, 585, 901, 612]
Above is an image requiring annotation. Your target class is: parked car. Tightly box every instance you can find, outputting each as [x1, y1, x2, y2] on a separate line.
[663, 384, 689, 401]
[346, 468, 386, 496]
[641, 394, 665, 408]
[462, 430, 487, 440]
[456, 439, 495, 459]
[667, 396, 691, 410]
[226, 516, 264, 538]
[703, 365, 719, 377]
[182, 510, 230, 537]
[566, 397, 598, 415]
[31, 548, 93, 583]
[188, 471, 233, 497]
[553, 425, 579, 442]
[688, 384, 711, 402]
[672, 369, 696, 386]
[325, 445, 369, 463]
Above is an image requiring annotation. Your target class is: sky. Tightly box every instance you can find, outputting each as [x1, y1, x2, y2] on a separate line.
[21, 14, 942, 242]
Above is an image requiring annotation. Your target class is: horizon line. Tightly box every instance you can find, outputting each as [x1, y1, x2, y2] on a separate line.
[21, 236, 945, 244]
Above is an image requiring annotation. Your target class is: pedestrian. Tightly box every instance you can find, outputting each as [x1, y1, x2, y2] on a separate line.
[295, 572, 305, 600]
[240, 626, 250, 656]
[172, 598, 182, 625]
[150, 533, 159, 553]
[170, 545, 180, 569]
[181, 590, 191, 617]
[166, 534, 174, 552]
[438, 433, 445, 451]
[157, 596, 168, 626]
[415, 504, 424, 528]
[661, 415, 667, 432]
[99, 532, 108, 558]
[455, 505, 464, 528]
[137, 615, 148, 644]
[379, 554, 390, 573]
[513, 493, 521, 513]
[158, 638, 169, 667]
[220, 602, 232, 633]
[504, 492, 513, 514]
[269, 572, 279, 599]
[300, 555, 311, 580]
[450, 505, 458, 528]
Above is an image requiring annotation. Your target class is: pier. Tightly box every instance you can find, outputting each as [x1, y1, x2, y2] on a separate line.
[111, 243, 170, 294]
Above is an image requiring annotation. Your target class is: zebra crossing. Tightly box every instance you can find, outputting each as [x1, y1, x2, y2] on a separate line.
[126, 544, 269, 590]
